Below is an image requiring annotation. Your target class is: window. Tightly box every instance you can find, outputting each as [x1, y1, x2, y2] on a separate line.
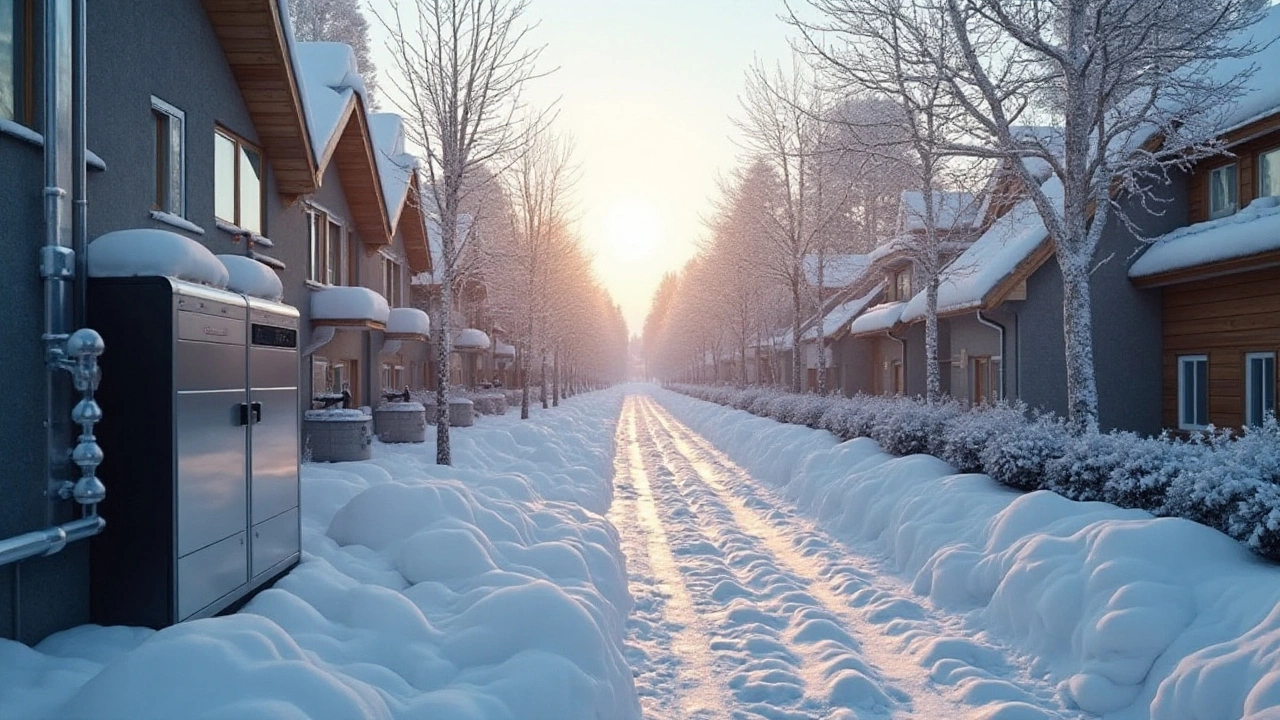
[214, 129, 263, 234]
[1262, 148, 1280, 200]
[1246, 352, 1276, 427]
[0, 0, 29, 124]
[893, 268, 911, 301]
[306, 207, 349, 285]
[891, 359, 904, 395]
[1209, 164, 1237, 219]
[152, 98, 185, 216]
[381, 363, 404, 392]
[383, 256, 403, 307]
[1178, 355, 1209, 430]
[970, 356, 999, 406]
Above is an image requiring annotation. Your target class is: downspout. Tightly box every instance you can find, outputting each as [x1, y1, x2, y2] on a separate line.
[886, 330, 906, 394]
[1, 0, 106, 573]
[976, 309, 1006, 401]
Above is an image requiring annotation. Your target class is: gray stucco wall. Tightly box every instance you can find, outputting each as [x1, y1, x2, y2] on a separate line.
[0, 0, 317, 643]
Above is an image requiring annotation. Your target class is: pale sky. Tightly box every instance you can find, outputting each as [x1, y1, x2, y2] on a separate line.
[522, 0, 795, 335]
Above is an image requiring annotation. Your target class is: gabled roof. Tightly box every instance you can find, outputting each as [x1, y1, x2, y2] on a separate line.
[849, 301, 907, 337]
[803, 282, 885, 342]
[898, 190, 982, 233]
[203, 0, 318, 195]
[899, 176, 1062, 323]
[295, 42, 392, 247]
[803, 253, 871, 289]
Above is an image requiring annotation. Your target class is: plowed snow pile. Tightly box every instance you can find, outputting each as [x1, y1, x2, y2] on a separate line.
[0, 389, 641, 720]
[657, 388, 1280, 720]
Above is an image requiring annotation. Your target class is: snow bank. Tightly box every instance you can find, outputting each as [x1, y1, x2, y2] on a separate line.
[1130, 196, 1280, 278]
[217, 254, 284, 301]
[311, 286, 391, 325]
[655, 388, 1280, 719]
[0, 389, 640, 720]
[88, 228, 230, 288]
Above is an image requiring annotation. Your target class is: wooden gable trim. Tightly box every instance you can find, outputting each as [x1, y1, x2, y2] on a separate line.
[985, 237, 1056, 308]
[1132, 248, 1280, 288]
[202, 0, 318, 196]
[400, 174, 432, 275]
[330, 98, 394, 247]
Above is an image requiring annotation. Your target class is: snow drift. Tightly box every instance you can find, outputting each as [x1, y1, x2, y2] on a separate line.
[655, 388, 1280, 719]
[0, 390, 640, 720]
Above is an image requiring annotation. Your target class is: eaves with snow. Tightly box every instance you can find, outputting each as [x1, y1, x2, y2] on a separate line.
[897, 190, 983, 233]
[385, 307, 431, 340]
[1130, 196, 1280, 284]
[849, 301, 907, 337]
[311, 286, 391, 329]
[801, 282, 886, 343]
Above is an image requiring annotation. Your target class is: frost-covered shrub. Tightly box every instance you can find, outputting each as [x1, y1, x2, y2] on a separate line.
[1103, 434, 1198, 512]
[1202, 421, 1280, 559]
[871, 400, 962, 457]
[937, 403, 1028, 473]
[979, 413, 1069, 491]
[1045, 431, 1137, 502]
[792, 395, 836, 428]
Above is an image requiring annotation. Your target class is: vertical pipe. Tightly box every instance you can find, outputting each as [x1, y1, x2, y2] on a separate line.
[72, 0, 87, 328]
[43, 0, 73, 523]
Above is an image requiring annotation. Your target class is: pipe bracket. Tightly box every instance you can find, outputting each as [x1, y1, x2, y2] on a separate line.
[40, 245, 75, 279]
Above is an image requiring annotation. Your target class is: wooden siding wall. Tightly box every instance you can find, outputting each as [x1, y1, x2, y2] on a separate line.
[1161, 266, 1280, 428]
[1188, 121, 1280, 224]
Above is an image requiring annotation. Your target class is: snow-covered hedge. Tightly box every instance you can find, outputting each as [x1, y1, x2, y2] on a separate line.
[670, 383, 1280, 561]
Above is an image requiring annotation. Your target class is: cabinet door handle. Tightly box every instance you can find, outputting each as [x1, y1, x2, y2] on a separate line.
[251, 402, 263, 424]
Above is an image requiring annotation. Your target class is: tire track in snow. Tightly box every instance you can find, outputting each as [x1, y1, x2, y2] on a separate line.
[637, 395, 1080, 720]
[612, 398, 734, 720]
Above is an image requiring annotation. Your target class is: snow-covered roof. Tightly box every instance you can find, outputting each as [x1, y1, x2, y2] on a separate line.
[217, 254, 283, 302]
[802, 282, 886, 341]
[803, 253, 871, 288]
[1130, 196, 1280, 279]
[454, 328, 491, 350]
[386, 307, 430, 338]
[369, 113, 418, 233]
[294, 42, 368, 164]
[494, 342, 516, 358]
[414, 209, 476, 285]
[310, 286, 390, 326]
[849, 301, 906, 336]
[88, 228, 230, 288]
[1205, 5, 1280, 136]
[900, 176, 1063, 323]
[898, 191, 982, 232]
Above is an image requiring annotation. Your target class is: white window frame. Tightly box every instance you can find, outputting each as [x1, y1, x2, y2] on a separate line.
[1261, 147, 1280, 199]
[306, 204, 349, 286]
[1245, 351, 1276, 427]
[1208, 163, 1237, 219]
[1178, 354, 1209, 430]
[382, 253, 403, 307]
[151, 96, 185, 217]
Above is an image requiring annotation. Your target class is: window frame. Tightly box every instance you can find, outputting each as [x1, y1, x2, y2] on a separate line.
[0, 0, 32, 125]
[306, 204, 350, 286]
[893, 268, 911, 302]
[1178, 354, 1209, 430]
[213, 127, 265, 233]
[382, 254, 403, 307]
[1245, 351, 1276, 427]
[1260, 147, 1280, 200]
[151, 96, 186, 217]
[1208, 163, 1237, 219]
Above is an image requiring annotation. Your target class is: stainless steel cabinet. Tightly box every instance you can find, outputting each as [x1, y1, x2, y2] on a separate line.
[89, 277, 301, 629]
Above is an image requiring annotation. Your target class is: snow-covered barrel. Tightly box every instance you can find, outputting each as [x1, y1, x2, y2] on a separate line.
[304, 409, 373, 462]
[449, 398, 475, 427]
[471, 392, 507, 415]
[373, 401, 427, 443]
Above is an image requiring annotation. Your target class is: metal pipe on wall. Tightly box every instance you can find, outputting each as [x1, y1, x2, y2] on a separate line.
[976, 310, 1006, 401]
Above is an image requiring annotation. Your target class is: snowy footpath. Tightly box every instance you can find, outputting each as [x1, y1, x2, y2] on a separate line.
[642, 387, 1280, 720]
[0, 389, 642, 720]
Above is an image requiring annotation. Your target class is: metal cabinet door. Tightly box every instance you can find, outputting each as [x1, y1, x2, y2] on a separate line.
[175, 389, 248, 556]
[249, 386, 299, 523]
[251, 507, 299, 579]
[177, 530, 248, 620]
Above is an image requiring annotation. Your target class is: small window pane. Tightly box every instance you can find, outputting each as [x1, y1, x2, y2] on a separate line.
[0, 0, 14, 121]
[1194, 359, 1208, 427]
[308, 213, 324, 283]
[1210, 165, 1237, 218]
[153, 111, 167, 209]
[1262, 150, 1280, 199]
[214, 133, 237, 223]
[1247, 354, 1276, 426]
[168, 113, 184, 215]
[239, 145, 262, 234]
[327, 221, 343, 285]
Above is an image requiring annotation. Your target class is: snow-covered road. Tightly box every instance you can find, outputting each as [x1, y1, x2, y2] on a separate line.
[615, 393, 1080, 720]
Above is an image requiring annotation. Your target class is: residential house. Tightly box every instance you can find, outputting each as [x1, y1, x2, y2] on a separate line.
[1128, 9, 1280, 431]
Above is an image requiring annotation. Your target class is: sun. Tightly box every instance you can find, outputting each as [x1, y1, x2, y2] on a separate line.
[603, 196, 660, 264]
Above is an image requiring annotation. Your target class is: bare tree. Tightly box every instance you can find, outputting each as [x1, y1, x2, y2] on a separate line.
[737, 57, 847, 392]
[799, 0, 1264, 428]
[377, 0, 545, 463]
[291, 0, 380, 105]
